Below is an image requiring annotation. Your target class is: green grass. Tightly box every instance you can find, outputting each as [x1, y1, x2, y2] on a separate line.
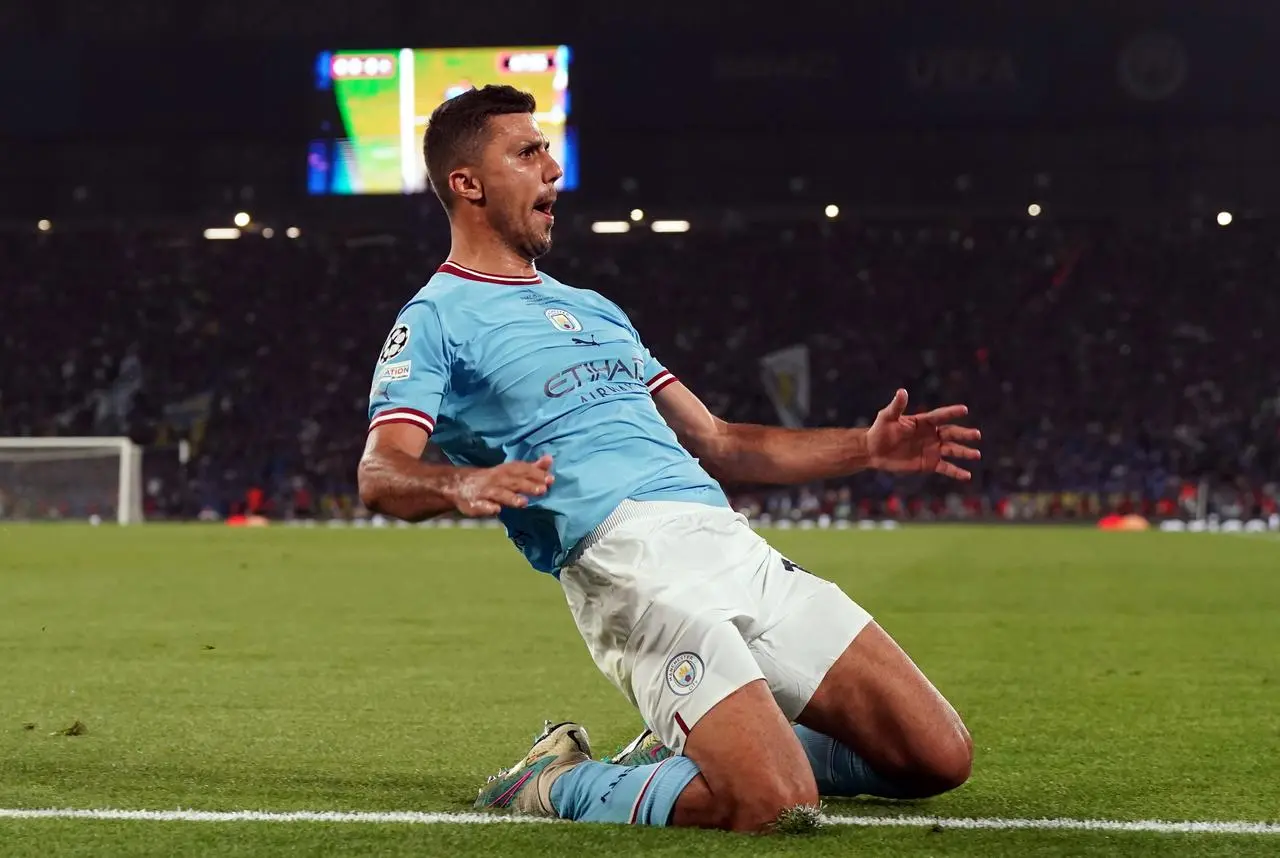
[1, 524, 1277, 856]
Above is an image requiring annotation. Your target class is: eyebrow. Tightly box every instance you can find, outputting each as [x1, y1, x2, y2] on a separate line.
[517, 138, 550, 151]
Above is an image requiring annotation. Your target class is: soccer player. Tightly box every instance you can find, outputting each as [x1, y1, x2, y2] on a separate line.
[358, 85, 981, 834]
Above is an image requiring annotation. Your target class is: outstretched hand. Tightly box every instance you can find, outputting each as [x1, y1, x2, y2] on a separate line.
[866, 389, 981, 481]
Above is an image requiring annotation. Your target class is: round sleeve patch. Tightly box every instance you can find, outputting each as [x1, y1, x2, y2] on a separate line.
[665, 652, 705, 695]
[379, 324, 410, 362]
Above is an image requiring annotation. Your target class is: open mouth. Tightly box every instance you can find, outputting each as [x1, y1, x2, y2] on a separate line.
[533, 199, 556, 220]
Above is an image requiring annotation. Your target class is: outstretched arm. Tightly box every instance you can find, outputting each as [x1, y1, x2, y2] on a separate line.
[653, 382, 980, 486]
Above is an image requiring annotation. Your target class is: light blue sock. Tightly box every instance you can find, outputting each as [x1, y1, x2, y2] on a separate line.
[793, 724, 912, 798]
[550, 757, 700, 825]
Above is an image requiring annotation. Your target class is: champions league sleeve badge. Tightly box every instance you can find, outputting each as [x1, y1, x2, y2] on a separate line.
[379, 324, 410, 362]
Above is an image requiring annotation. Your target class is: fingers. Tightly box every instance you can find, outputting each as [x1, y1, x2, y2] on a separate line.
[939, 425, 981, 443]
[880, 388, 908, 420]
[935, 461, 972, 481]
[518, 458, 555, 480]
[940, 442, 981, 461]
[509, 467, 554, 488]
[495, 489, 531, 508]
[497, 476, 550, 505]
[459, 458, 556, 516]
[483, 461, 557, 511]
[471, 486, 536, 513]
[503, 461, 555, 487]
[918, 404, 969, 425]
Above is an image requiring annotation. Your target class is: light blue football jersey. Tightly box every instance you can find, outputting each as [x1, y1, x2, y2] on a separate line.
[367, 260, 729, 574]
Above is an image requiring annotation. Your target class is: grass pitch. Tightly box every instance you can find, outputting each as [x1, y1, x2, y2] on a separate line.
[1, 524, 1277, 856]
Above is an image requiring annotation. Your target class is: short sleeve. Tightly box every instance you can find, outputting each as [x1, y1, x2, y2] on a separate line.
[642, 347, 677, 396]
[598, 293, 678, 396]
[367, 301, 450, 435]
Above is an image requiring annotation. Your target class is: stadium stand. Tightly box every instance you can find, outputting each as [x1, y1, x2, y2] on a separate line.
[1, 217, 1277, 522]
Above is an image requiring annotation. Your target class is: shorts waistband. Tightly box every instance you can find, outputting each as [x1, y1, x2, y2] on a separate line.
[564, 499, 716, 568]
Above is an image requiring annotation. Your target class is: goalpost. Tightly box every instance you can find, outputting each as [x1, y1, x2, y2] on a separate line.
[0, 437, 145, 525]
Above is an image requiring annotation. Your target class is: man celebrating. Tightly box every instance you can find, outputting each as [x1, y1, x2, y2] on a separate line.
[358, 85, 980, 833]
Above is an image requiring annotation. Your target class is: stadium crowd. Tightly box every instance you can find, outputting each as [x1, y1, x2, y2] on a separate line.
[1, 216, 1277, 522]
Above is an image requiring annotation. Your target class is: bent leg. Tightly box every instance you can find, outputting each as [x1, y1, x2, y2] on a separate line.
[673, 679, 818, 832]
[548, 680, 817, 832]
[797, 621, 973, 798]
[743, 547, 971, 800]
[550, 505, 846, 828]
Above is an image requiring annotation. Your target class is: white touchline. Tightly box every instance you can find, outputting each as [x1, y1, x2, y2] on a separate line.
[0, 808, 1276, 835]
[0, 809, 547, 826]
[827, 815, 1280, 835]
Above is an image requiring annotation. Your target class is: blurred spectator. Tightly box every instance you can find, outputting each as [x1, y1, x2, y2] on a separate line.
[1, 216, 1276, 521]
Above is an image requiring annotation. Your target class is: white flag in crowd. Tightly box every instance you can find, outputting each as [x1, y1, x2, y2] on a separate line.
[759, 344, 810, 428]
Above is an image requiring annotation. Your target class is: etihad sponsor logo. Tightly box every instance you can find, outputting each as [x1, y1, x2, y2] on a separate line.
[544, 357, 645, 398]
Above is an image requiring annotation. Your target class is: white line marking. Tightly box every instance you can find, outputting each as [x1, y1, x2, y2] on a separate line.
[0, 809, 546, 825]
[0, 808, 1276, 834]
[827, 814, 1280, 835]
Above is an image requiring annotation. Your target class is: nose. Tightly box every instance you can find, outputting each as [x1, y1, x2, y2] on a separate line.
[544, 151, 564, 185]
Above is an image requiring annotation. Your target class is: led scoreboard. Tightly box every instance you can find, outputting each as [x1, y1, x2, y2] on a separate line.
[309, 45, 575, 195]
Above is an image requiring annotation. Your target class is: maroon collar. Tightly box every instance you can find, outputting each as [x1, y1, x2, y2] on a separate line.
[438, 260, 542, 285]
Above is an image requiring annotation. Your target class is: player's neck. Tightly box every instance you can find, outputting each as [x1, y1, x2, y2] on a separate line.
[446, 232, 538, 281]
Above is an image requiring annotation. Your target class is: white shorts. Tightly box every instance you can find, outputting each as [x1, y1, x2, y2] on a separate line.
[559, 500, 873, 755]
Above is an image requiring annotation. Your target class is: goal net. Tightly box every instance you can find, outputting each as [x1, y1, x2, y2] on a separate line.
[0, 437, 144, 524]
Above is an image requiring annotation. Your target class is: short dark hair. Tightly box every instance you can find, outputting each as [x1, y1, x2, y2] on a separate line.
[423, 84, 538, 211]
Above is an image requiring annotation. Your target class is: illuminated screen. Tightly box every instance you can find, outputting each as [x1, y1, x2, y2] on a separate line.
[309, 45, 575, 195]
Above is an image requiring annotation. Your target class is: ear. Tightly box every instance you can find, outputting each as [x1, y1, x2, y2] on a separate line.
[449, 167, 483, 204]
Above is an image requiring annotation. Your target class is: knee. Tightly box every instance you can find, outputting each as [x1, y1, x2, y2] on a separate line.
[677, 770, 819, 834]
[911, 723, 973, 796]
[726, 777, 821, 834]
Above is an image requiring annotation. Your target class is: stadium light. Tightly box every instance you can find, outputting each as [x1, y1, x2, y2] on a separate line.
[824, 204, 839, 219]
[233, 211, 251, 228]
[1028, 203, 1043, 217]
[591, 221, 631, 234]
[36, 219, 51, 232]
[651, 220, 691, 234]
[286, 226, 301, 239]
[262, 227, 275, 239]
[1217, 211, 1233, 227]
[629, 208, 644, 222]
[203, 228, 241, 240]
